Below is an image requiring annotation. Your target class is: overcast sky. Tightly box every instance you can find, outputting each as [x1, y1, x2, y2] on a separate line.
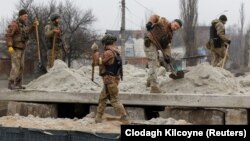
[1, 0, 250, 33]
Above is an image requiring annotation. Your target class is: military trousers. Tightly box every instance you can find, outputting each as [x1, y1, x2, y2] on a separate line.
[144, 43, 171, 87]
[96, 75, 127, 117]
[9, 48, 25, 83]
[211, 45, 229, 67]
[47, 47, 64, 69]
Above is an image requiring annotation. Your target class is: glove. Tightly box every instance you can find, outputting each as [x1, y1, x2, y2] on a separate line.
[164, 57, 171, 64]
[53, 29, 61, 34]
[8, 47, 14, 54]
[33, 20, 39, 27]
[146, 22, 153, 31]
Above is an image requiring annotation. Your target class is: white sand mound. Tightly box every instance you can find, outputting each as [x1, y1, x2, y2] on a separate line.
[26, 60, 149, 93]
[160, 62, 240, 94]
[27, 60, 101, 92]
[27, 60, 247, 95]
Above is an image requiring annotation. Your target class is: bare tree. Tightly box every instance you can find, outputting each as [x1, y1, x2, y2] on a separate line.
[12, 0, 97, 68]
[239, 2, 246, 66]
[0, 17, 9, 36]
[58, 0, 96, 67]
[179, 0, 198, 66]
[244, 30, 250, 67]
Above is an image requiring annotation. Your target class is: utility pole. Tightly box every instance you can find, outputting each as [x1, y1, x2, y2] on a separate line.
[121, 0, 126, 64]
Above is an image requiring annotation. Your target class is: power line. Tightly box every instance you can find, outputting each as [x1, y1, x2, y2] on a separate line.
[126, 18, 142, 29]
[125, 6, 140, 18]
[133, 0, 155, 14]
[125, 6, 143, 29]
[111, 6, 121, 30]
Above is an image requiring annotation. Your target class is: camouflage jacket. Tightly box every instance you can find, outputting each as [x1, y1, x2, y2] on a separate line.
[5, 18, 34, 49]
[44, 22, 62, 49]
[147, 15, 173, 49]
[207, 19, 230, 49]
[98, 45, 123, 79]
[211, 19, 230, 43]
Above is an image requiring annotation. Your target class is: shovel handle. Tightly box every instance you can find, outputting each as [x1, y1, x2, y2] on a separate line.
[51, 34, 56, 66]
[149, 31, 178, 75]
[169, 64, 177, 76]
[221, 44, 229, 68]
[34, 17, 41, 62]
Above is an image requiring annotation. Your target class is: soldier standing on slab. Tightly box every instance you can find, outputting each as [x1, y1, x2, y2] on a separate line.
[45, 13, 64, 70]
[92, 33, 130, 124]
[206, 15, 231, 67]
[144, 15, 182, 93]
[5, 9, 39, 90]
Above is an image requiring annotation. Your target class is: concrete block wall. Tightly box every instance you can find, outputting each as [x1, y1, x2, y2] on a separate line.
[159, 107, 248, 125]
[89, 105, 145, 120]
[7, 101, 57, 118]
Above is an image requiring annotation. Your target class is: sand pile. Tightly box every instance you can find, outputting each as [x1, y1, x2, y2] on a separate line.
[27, 60, 246, 94]
[27, 60, 101, 92]
[0, 114, 190, 133]
[26, 60, 151, 93]
[160, 62, 240, 94]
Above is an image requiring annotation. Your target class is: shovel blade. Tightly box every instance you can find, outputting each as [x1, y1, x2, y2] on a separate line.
[34, 62, 47, 78]
[38, 63, 47, 73]
[169, 70, 185, 80]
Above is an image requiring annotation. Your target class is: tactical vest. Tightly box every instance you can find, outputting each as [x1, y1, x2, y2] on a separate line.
[210, 22, 222, 48]
[104, 50, 123, 78]
[148, 22, 173, 49]
[12, 19, 29, 49]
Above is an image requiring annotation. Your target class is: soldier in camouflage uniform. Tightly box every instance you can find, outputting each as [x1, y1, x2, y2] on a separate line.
[5, 9, 38, 90]
[206, 15, 231, 67]
[45, 13, 64, 70]
[144, 15, 182, 93]
[92, 33, 129, 124]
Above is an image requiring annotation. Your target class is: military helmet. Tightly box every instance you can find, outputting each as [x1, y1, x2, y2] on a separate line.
[50, 13, 61, 21]
[219, 15, 227, 22]
[101, 33, 117, 45]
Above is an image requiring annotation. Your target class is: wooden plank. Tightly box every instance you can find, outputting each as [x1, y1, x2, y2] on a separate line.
[0, 89, 250, 108]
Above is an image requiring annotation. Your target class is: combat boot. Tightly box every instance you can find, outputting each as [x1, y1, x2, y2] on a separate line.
[150, 85, 162, 93]
[16, 79, 25, 89]
[120, 115, 131, 124]
[95, 113, 103, 123]
[8, 80, 15, 90]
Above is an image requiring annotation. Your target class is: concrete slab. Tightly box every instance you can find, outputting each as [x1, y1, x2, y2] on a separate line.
[1, 89, 250, 108]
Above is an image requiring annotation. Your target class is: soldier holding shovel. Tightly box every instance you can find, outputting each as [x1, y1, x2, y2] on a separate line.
[5, 9, 39, 89]
[206, 15, 231, 68]
[144, 15, 183, 93]
[45, 13, 64, 70]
